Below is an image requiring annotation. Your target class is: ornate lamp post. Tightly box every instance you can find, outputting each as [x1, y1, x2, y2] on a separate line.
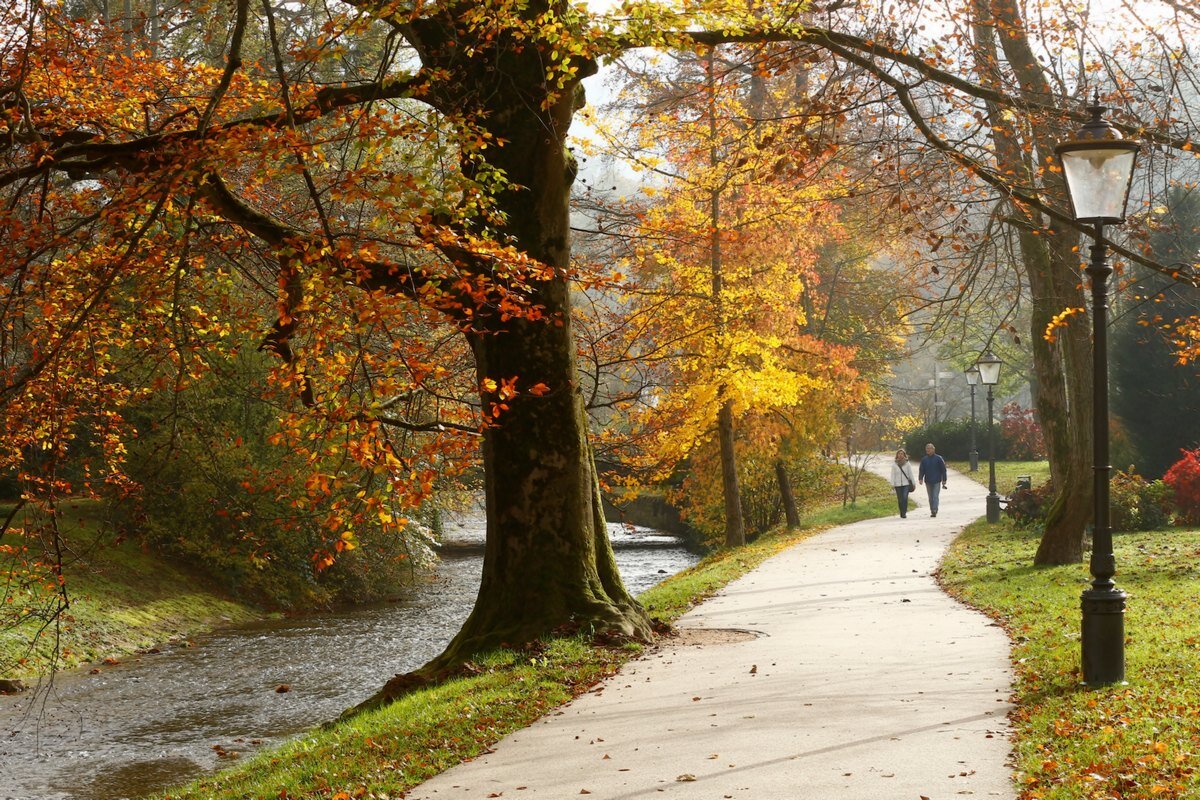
[966, 365, 981, 472]
[977, 351, 1002, 523]
[1055, 94, 1139, 686]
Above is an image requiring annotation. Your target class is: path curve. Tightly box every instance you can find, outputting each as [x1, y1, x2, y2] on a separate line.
[407, 456, 1015, 799]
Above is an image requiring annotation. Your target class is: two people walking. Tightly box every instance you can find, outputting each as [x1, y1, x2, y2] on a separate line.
[890, 443, 949, 518]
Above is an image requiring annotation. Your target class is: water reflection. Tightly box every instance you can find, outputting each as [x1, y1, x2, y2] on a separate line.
[0, 521, 697, 800]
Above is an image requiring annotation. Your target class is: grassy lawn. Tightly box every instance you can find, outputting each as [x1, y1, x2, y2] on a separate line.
[948, 459, 1053, 495]
[158, 475, 896, 799]
[939, 458, 1200, 799]
[1, 501, 259, 677]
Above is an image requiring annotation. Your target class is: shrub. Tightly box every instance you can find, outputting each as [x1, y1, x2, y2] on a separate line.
[111, 349, 431, 608]
[999, 403, 1046, 460]
[903, 407, 1046, 462]
[1005, 480, 1055, 527]
[1140, 479, 1175, 530]
[1110, 468, 1174, 532]
[1164, 448, 1200, 525]
[902, 418, 984, 461]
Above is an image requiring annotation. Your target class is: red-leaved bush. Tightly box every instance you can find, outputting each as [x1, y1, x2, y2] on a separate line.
[1164, 448, 1200, 525]
[999, 403, 1046, 459]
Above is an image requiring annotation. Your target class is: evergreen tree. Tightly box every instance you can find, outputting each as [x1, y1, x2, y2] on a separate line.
[1112, 187, 1200, 477]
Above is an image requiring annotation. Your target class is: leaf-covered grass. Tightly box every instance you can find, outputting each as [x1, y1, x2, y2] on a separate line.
[1, 501, 259, 677]
[160, 475, 896, 799]
[941, 517, 1200, 799]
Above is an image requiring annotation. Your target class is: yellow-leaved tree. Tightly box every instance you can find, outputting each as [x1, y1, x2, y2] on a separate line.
[585, 45, 892, 545]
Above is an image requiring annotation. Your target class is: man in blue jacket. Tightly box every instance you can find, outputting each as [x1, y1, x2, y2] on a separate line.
[918, 443, 948, 517]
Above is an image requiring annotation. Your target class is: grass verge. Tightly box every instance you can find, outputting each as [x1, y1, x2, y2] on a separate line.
[159, 475, 896, 799]
[941, 514, 1200, 799]
[1, 501, 260, 677]
[948, 459, 1052, 495]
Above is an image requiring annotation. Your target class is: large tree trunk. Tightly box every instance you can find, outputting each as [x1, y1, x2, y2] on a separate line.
[359, 3, 652, 707]
[1024, 229, 1091, 564]
[971, 0, 1091, 563]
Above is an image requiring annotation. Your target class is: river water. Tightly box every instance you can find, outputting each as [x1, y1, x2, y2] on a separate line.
[0, 515, 698, 800]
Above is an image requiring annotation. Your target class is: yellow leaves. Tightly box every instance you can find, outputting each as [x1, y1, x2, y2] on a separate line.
[1044, 307, 1086, 343]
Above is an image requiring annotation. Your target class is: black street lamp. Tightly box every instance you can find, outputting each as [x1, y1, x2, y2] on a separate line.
[966, 365, 981, 472]
[1055, 94, 1139, 686]
[977, 351, 1002, 523]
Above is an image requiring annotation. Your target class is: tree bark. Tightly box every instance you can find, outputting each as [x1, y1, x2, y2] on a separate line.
[717, 398, 746, 546]
[971, 0, 1091, 563]
[775, 459, 800, 528]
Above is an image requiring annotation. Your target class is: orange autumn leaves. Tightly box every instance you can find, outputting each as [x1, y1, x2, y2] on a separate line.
[0, 2, 555, 588]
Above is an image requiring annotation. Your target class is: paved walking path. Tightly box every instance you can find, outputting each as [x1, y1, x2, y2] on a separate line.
[407, 456, 1015, 799]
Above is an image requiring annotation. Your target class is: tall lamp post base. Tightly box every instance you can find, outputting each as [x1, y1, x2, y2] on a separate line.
[1081, 587, 1128, 685]
[969, 450, 979, 472]
[985, 491, 1001, 523]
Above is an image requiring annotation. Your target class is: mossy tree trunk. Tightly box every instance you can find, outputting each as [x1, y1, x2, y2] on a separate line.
[971, 0, 1091, 564]
[361, 1, 652, 707]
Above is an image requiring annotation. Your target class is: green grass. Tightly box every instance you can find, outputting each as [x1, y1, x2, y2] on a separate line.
[948, 459, 1053, 494]
[159, 474, 896, 800]
[941, 516, 1200, 799]
[1, 501, 260, 677]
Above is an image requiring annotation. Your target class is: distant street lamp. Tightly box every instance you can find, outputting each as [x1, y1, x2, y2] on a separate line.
[977, 351, 1002, 523]
[965, 365, 981, 472]
[1055, 93, 1139, 686]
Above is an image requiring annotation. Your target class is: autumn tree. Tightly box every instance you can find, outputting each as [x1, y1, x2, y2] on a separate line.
[578, 44, 884, 545]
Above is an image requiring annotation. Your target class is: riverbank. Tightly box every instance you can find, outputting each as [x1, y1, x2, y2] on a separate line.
[155, 478, 899, 799]
[0, 502, 261, 679]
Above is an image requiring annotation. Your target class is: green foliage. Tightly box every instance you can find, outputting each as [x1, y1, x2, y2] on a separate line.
[1110, 469, 1174, 532]
[0, 501, 258, 677]
[941, 519, 1200, 799]
[738, 456, 842, 540]
[113, 349, 423, 609]
[674, 441, 843, 548]
[903, 417, 996, 461]
[904, 406, 1044, 461]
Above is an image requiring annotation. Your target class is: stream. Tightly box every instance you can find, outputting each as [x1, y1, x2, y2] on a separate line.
[0, 514, 698, 800]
